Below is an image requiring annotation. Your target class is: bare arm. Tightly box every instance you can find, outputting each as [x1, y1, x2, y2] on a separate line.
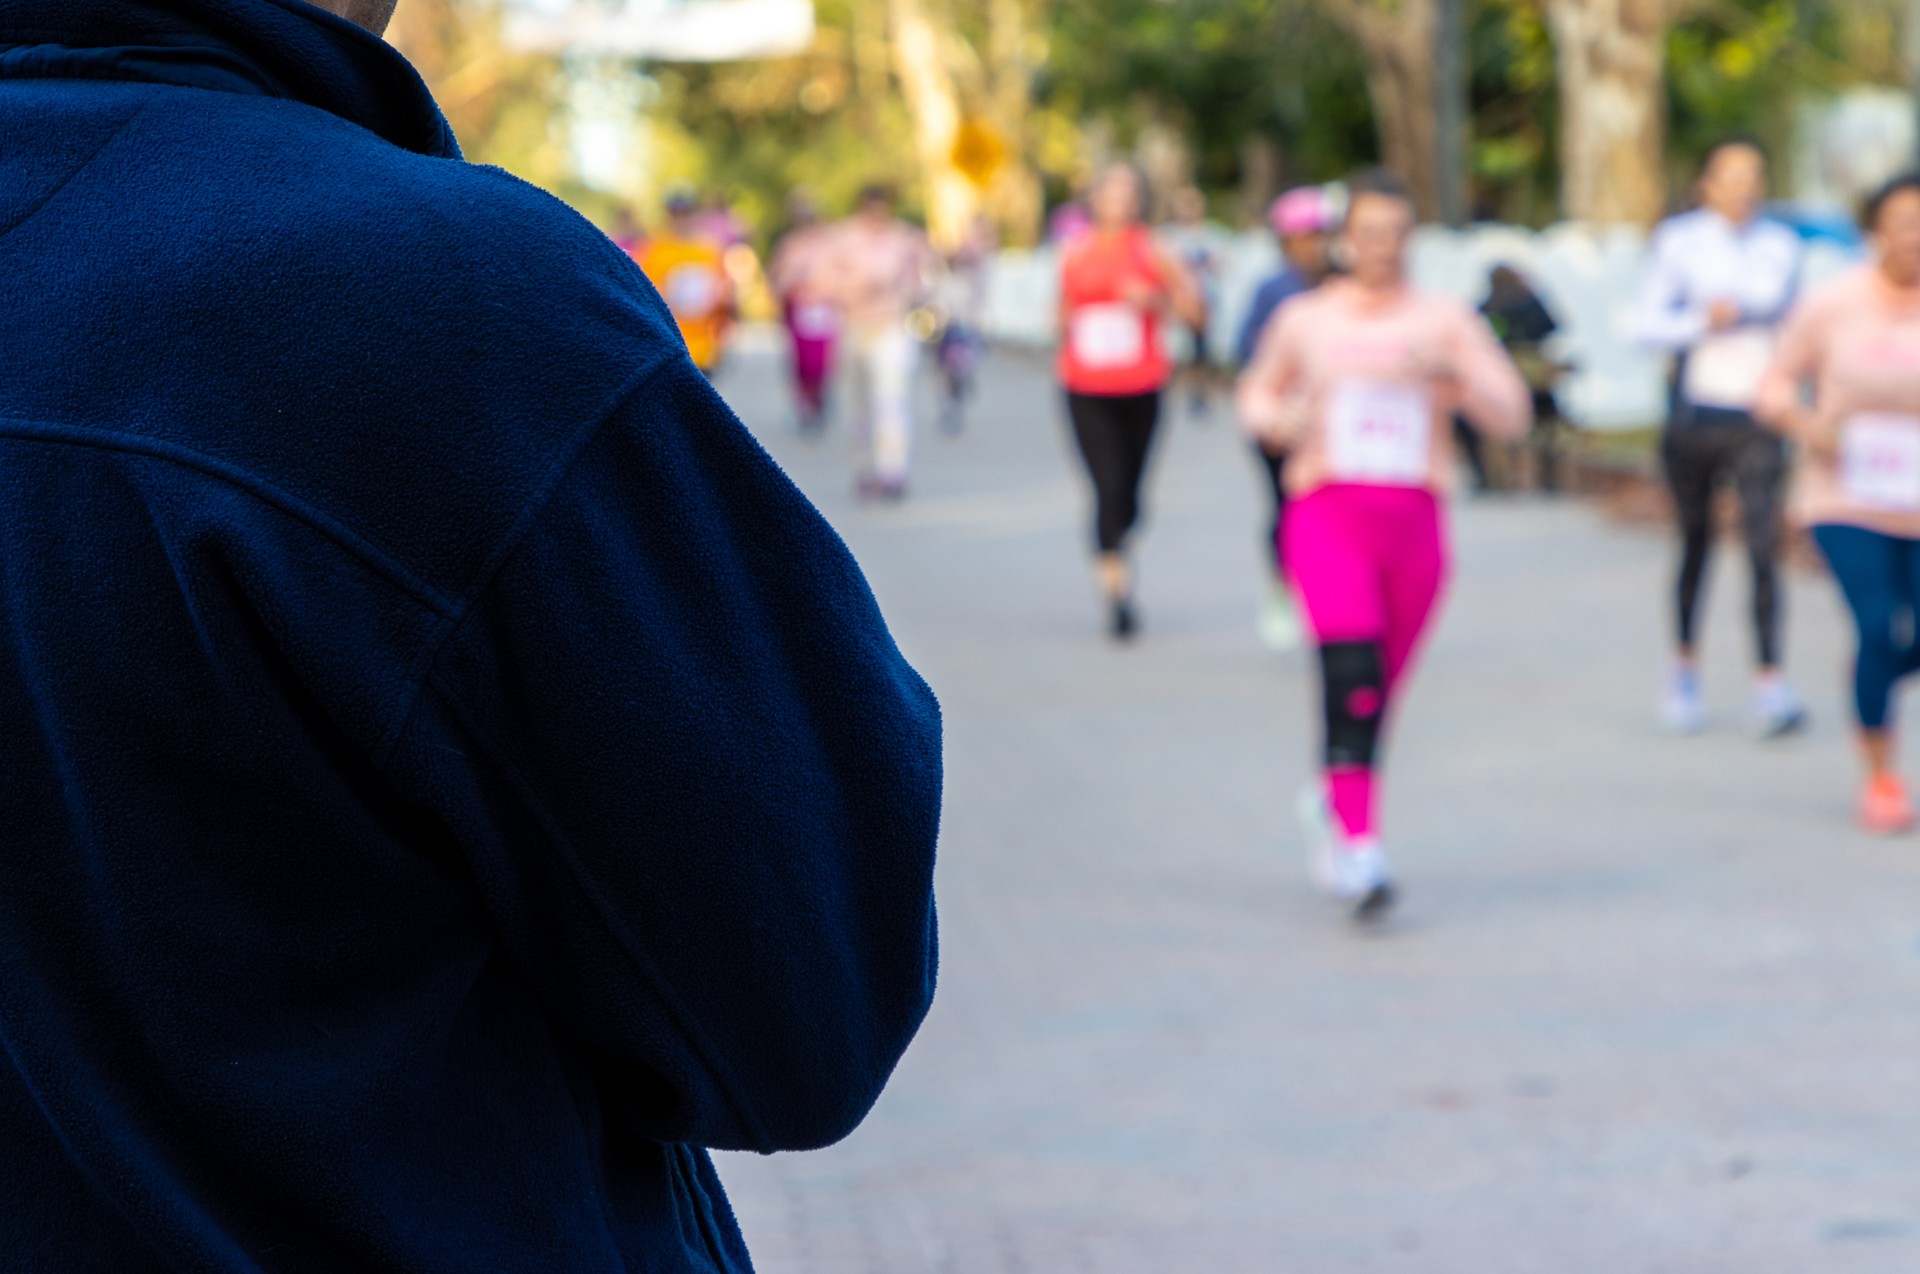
[1152, 246, 1207, 329]
[1448, 307, 1533, 440]
[1234, 299, 1304, 444]
[1754, 295, 1831, 452]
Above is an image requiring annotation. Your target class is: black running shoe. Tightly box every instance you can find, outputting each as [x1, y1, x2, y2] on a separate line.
[1110, 596, 1137, 642]
[1353, 879, 1396, 923]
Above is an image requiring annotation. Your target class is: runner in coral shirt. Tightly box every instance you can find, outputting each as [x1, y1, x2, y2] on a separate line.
[1057, 163, 1204, 640]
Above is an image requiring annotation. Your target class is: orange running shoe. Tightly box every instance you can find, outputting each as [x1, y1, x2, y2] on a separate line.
[1860, 774, 1916, 835]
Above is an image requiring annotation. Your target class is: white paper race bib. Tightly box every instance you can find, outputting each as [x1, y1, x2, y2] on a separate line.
[1325, 381, 1432, 485]
[664, 264, 719, 317]
[1684, 328, 1774, 410]
[1841, 413, 1920, 512]
[793, 302, 838, 338]
[1070, 303, 1145, 370]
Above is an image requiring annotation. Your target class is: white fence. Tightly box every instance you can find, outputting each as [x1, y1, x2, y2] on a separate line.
[983, 225, 1859, 431]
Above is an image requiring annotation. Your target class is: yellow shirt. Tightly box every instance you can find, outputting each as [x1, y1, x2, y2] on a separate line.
[639, 235, 729, 370]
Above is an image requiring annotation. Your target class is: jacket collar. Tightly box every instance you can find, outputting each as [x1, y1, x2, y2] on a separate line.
[0, 0, 458, 158]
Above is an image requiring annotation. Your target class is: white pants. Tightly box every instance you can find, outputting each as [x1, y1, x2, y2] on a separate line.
[844, 322, 917, 483]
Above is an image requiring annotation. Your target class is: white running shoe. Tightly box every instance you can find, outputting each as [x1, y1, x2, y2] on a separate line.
[1334, 839, 1396, 922]
[1751, 676, 1807, 739]
[1258, 587, 1303, 652]
[1296, 784, 1337, 892]
[1660, 665, 1706, 735]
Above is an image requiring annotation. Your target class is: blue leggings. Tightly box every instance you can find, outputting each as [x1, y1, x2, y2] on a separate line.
[1812, 524, 1920, 729]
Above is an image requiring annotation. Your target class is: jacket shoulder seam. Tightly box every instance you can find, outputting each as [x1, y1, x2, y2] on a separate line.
[0, 417, 459, 615]
[369, 353, 680, 768]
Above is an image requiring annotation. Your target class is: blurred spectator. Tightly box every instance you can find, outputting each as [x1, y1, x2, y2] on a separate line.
[769, 188, 839, 433]
[1476, 263, 1571, 490]
[1159, 185, 1231, 417]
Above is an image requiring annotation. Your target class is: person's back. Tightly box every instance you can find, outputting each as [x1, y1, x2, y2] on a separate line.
[0, 3, 942, 1270]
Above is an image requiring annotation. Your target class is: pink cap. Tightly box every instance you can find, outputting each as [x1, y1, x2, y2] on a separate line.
[1269, 186, 1332, 237]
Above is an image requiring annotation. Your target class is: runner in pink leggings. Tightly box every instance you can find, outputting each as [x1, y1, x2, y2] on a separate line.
[1236, 170, 1531, 919]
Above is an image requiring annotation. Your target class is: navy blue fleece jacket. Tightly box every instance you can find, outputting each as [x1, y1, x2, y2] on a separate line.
[0, 2, 941, 1269]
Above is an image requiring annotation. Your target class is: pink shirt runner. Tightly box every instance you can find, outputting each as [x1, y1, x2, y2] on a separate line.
[1756, 265, 1920, 539]
[1234, 279, 1531, 496]
[819, 219, 934, 331]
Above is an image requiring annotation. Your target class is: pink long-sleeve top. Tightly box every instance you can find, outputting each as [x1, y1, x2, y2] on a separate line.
[1755, 265, 1920, 539]
[1235, 278, 1532, 496]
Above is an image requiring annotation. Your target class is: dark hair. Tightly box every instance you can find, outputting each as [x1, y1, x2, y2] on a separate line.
[1699, 133, 1768, 175]
[1341, 168, 1415, 226]
[858, 183, 896, 207]
[1861, 171, 1920, 231]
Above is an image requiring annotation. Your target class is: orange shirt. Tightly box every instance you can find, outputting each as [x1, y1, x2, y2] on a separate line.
[639, 234, 729, 370]
[1057, 226, 1172, 397]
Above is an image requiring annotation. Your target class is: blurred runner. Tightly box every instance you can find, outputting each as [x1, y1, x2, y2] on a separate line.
[1236, 185, 1338, 652]
[821, 184, 936, 500]
[1162, 185, 1229, 419]
[1059, 163, 1205, 640]
[1236, 170, 1530, 920]
[692, 189, 749, 249]
[769, 189, 838, 435]
[1634, 137, 1806, 737]
[1479, 264, 1570, 491]
[608, 206, 645, 264]
[1757, 173, 1920, 832]
[935, 214, 995, 435]
[1049, 198, 1092, 246]
[638, 188, 734, 377]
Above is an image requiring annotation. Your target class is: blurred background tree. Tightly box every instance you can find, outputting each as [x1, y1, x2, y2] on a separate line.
[392, 0, 1920, 242]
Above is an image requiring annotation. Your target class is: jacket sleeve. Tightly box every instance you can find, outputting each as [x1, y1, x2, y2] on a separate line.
[1632, 223, 1710, 351]
[382, 359, 942, 1154]
[1236, 277, 1283, 366]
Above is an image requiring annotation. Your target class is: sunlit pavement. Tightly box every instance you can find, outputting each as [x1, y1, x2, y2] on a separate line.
[708, 334, 1920, 1273]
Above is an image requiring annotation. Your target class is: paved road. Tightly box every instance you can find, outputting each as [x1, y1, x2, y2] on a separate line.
[707, 337, 1920, 1273]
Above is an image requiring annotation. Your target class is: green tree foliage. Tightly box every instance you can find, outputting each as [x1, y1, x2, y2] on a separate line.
[1040, 0, 1378, 197]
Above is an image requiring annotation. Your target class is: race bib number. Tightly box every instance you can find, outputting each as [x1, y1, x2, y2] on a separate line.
[1841, 413, 1920, 512]
[1070, 303, 1145, 370]
[1684, 329, 1774, 410]
[664, 264, 719, 318]
[794, 302, 838, 338]
[1325, 381, 1432, 485]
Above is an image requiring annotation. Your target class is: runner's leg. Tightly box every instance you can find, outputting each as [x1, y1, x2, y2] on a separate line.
[1068, 392, 1130, 555]
[1734, 429, 1790, 670]
[1376, 489, 1450, 695]
[845, 329, 877, 484]
[1813, 523, 1914, 828]
[869, 323, 916, 488]
[1111, 391, 1162, 549]
[1814, 524, 1903, 732]
[1662, 424, 1721, 660]
[1286, 488, 1389, 845]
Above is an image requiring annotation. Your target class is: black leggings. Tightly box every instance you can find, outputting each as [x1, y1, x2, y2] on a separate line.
[1660, 421, 1788, 667]
[1253, 443, 1288, 575]
[1067, 390, 1161, 554]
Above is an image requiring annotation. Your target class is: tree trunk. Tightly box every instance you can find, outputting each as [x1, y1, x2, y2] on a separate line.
[1328, 0, 1442, 219]
[984, 0, 1043, 245]
[888, 0, 977, 248]
[1544, 0, 1668, 224]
